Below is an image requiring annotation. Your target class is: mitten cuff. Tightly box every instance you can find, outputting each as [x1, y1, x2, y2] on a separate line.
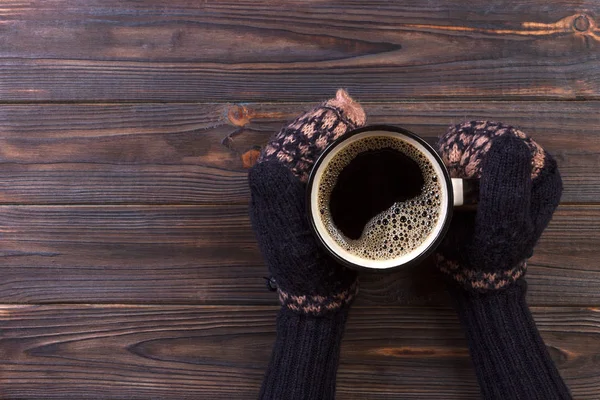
[259, 307, 349, 400]
[451, 281, 572, 400]
[278, 280, 359, 317]
[437, 254, 527, 292]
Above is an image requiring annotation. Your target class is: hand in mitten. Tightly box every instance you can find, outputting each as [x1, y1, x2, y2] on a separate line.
[436, 121, 562, 291]
[435, 121, 570, 400]
[250, 90, 366, 400]
[250, 89, 365, 315]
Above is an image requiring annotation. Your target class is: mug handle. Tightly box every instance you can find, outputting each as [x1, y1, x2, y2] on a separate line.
[452, 178, 479, 207]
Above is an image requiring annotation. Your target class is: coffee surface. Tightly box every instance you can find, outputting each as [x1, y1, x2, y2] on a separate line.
[317, 136, 443, 261]
[329, 148, 424, 240]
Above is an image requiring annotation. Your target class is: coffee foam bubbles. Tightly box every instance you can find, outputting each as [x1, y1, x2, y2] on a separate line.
[317, 136, 443, 261]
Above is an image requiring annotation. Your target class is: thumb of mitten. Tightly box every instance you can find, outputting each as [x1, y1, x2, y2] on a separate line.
[469, 134, 534, 271]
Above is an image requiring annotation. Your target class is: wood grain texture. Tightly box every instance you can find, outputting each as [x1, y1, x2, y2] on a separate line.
[3, 0, 599, 398]
[1, 305, 598, 399]
[0, 204, 597, 306]
[0, 1, 599, 101]
[0, 101, 598, 204]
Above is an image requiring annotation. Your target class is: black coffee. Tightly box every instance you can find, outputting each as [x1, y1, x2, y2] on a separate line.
[316, 135, 443, 261]
[329, 148, 424, 240]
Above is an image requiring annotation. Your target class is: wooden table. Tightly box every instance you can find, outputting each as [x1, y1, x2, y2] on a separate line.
[1, 1, 599, 398]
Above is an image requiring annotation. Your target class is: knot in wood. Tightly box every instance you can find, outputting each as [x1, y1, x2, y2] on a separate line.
[227, 104, 252, 127]
[573, 15, 591, 32]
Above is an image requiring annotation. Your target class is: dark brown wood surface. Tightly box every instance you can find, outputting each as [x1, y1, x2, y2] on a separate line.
[0, 1, 599, 101]
[0, 101, 598, 205]
[1, 0, 599, 398]
[0, 204, 598, 306]
[3, 305, 599, 399]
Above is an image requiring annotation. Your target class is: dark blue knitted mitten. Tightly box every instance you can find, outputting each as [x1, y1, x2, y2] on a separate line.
[436, 121, 571, 400]
[250, 90, 366, 400]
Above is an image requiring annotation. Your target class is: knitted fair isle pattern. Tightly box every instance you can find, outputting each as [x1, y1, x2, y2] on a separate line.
[259, 89, 366, 182]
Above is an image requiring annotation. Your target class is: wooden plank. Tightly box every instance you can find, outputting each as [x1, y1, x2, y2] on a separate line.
[1, 305, 598, 399]
[0, 101, 598, 204]
[0, 1, 599, 101]
[0, 204, 598, 306]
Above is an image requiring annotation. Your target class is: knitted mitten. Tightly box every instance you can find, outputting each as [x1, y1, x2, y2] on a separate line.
[436, 121, 571, 399]
[250, 90, 366, 400]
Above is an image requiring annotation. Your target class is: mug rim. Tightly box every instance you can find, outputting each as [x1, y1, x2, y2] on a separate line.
[305, 124, 454, 271]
